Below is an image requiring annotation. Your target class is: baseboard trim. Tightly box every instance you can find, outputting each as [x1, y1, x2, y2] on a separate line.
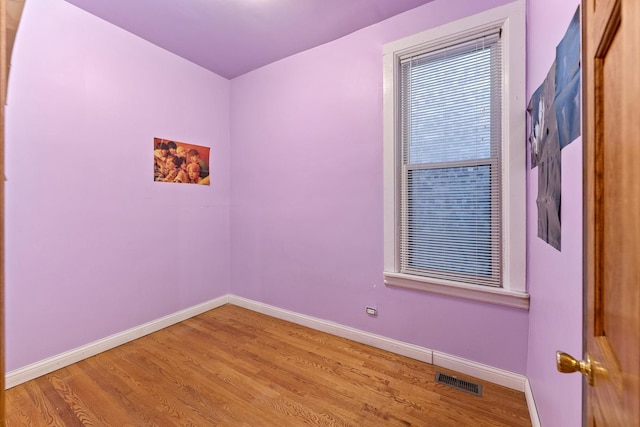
[228, 295, 433, 364]
[228, 295, 527, 392]
[7, 294, 529, 397]
[432, 351, 527, 392]
[525, 378, 542, 427]
[5, 295, 229, 389]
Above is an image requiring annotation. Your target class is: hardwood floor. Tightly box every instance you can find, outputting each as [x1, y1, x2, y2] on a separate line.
[6, 305, 531, 426]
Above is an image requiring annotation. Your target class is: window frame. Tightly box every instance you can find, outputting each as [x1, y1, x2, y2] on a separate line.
[383, 0, 528, 310]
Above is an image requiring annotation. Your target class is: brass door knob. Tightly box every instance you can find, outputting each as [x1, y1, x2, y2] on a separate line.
[556, 351, 605, 386]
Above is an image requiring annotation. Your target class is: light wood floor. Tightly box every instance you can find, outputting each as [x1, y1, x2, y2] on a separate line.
[6, 305, 531, 426]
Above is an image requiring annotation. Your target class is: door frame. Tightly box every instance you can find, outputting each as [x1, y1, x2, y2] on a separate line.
[582, 0, 640, 424]
[1, 0, 25, 423]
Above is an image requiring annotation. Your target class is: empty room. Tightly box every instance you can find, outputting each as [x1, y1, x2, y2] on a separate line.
[2, 0, 638, 425]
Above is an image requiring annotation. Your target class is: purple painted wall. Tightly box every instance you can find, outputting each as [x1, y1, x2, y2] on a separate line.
[5, 0, 231, 371]
[5, 1, 586, 423]
[230, 0, 529, 374]
[526, 1, 583, 426]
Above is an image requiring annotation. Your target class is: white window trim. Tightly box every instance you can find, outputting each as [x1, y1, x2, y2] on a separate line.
[383, 0, 528, 310]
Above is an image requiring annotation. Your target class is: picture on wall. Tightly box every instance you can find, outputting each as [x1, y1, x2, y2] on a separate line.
[153, 137, 211, 185]
[529, 64, 562, 251]
[527, 6, 580, 251]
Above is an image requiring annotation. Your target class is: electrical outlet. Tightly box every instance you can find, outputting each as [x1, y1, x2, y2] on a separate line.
[366, 306, 377, 316]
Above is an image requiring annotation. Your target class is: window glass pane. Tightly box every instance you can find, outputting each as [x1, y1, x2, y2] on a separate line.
[404, 166, 498, 281]
[408, 47, 493, 164]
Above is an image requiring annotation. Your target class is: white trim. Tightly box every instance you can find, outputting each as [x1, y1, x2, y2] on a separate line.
[5, 295, 229, 389]
[229, 295, 527, 391]
[432, 351, 526, 391]
[383, 2, 522, 56]
[228, 295, 432, 364]
[500, 0, 527, 294]
[384, 272, 530, 309]
[525, 378, 542, 427]
[383, 0, 528, 299]
[7, 294, 529, 395]
[383, 46, 399, 273]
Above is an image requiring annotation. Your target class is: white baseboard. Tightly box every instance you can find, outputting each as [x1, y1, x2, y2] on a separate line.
[7, 293, 529, 400]
[525, 378, 542, 427]
[5, 295, 229, 389]
[228, 295, 433, 364]
[228, 295, 527, 392]
[432, 351, 527, 392]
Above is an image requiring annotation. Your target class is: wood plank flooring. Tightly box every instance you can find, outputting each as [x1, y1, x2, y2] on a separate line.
[6, 305, 531, 426]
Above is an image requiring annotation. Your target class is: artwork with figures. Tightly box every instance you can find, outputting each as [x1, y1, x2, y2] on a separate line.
[527, 7, 580, 251]
[153, 137, 211, 185]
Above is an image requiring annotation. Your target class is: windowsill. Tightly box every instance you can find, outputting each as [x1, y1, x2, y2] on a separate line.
[384, 272, 530, 310]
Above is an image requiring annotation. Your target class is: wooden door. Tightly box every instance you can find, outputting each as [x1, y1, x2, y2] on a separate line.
[1, 0, 25, 424]
[583, 0, 640, 425]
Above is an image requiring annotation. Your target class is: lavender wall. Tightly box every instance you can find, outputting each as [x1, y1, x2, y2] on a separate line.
[230, 0, 529, 374]
[5, 2, 586, 422]
[5, 0, 230, 371]
[526, 1, 583, 426]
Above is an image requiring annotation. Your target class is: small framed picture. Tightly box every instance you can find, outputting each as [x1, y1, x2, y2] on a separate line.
[153, 137, 210, 185]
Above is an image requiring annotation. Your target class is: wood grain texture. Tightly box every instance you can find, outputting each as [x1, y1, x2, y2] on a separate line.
[6, 305, 531, 426]
[584, 0, 640, 424]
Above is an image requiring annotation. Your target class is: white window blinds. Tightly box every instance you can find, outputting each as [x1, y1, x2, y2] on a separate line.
[398, 31, 503, 288]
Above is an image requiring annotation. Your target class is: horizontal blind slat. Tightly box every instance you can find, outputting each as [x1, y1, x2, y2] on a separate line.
[399, 30, 503, 287]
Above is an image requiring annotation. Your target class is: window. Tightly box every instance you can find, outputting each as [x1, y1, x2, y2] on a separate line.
[383, 1, 528, 309]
